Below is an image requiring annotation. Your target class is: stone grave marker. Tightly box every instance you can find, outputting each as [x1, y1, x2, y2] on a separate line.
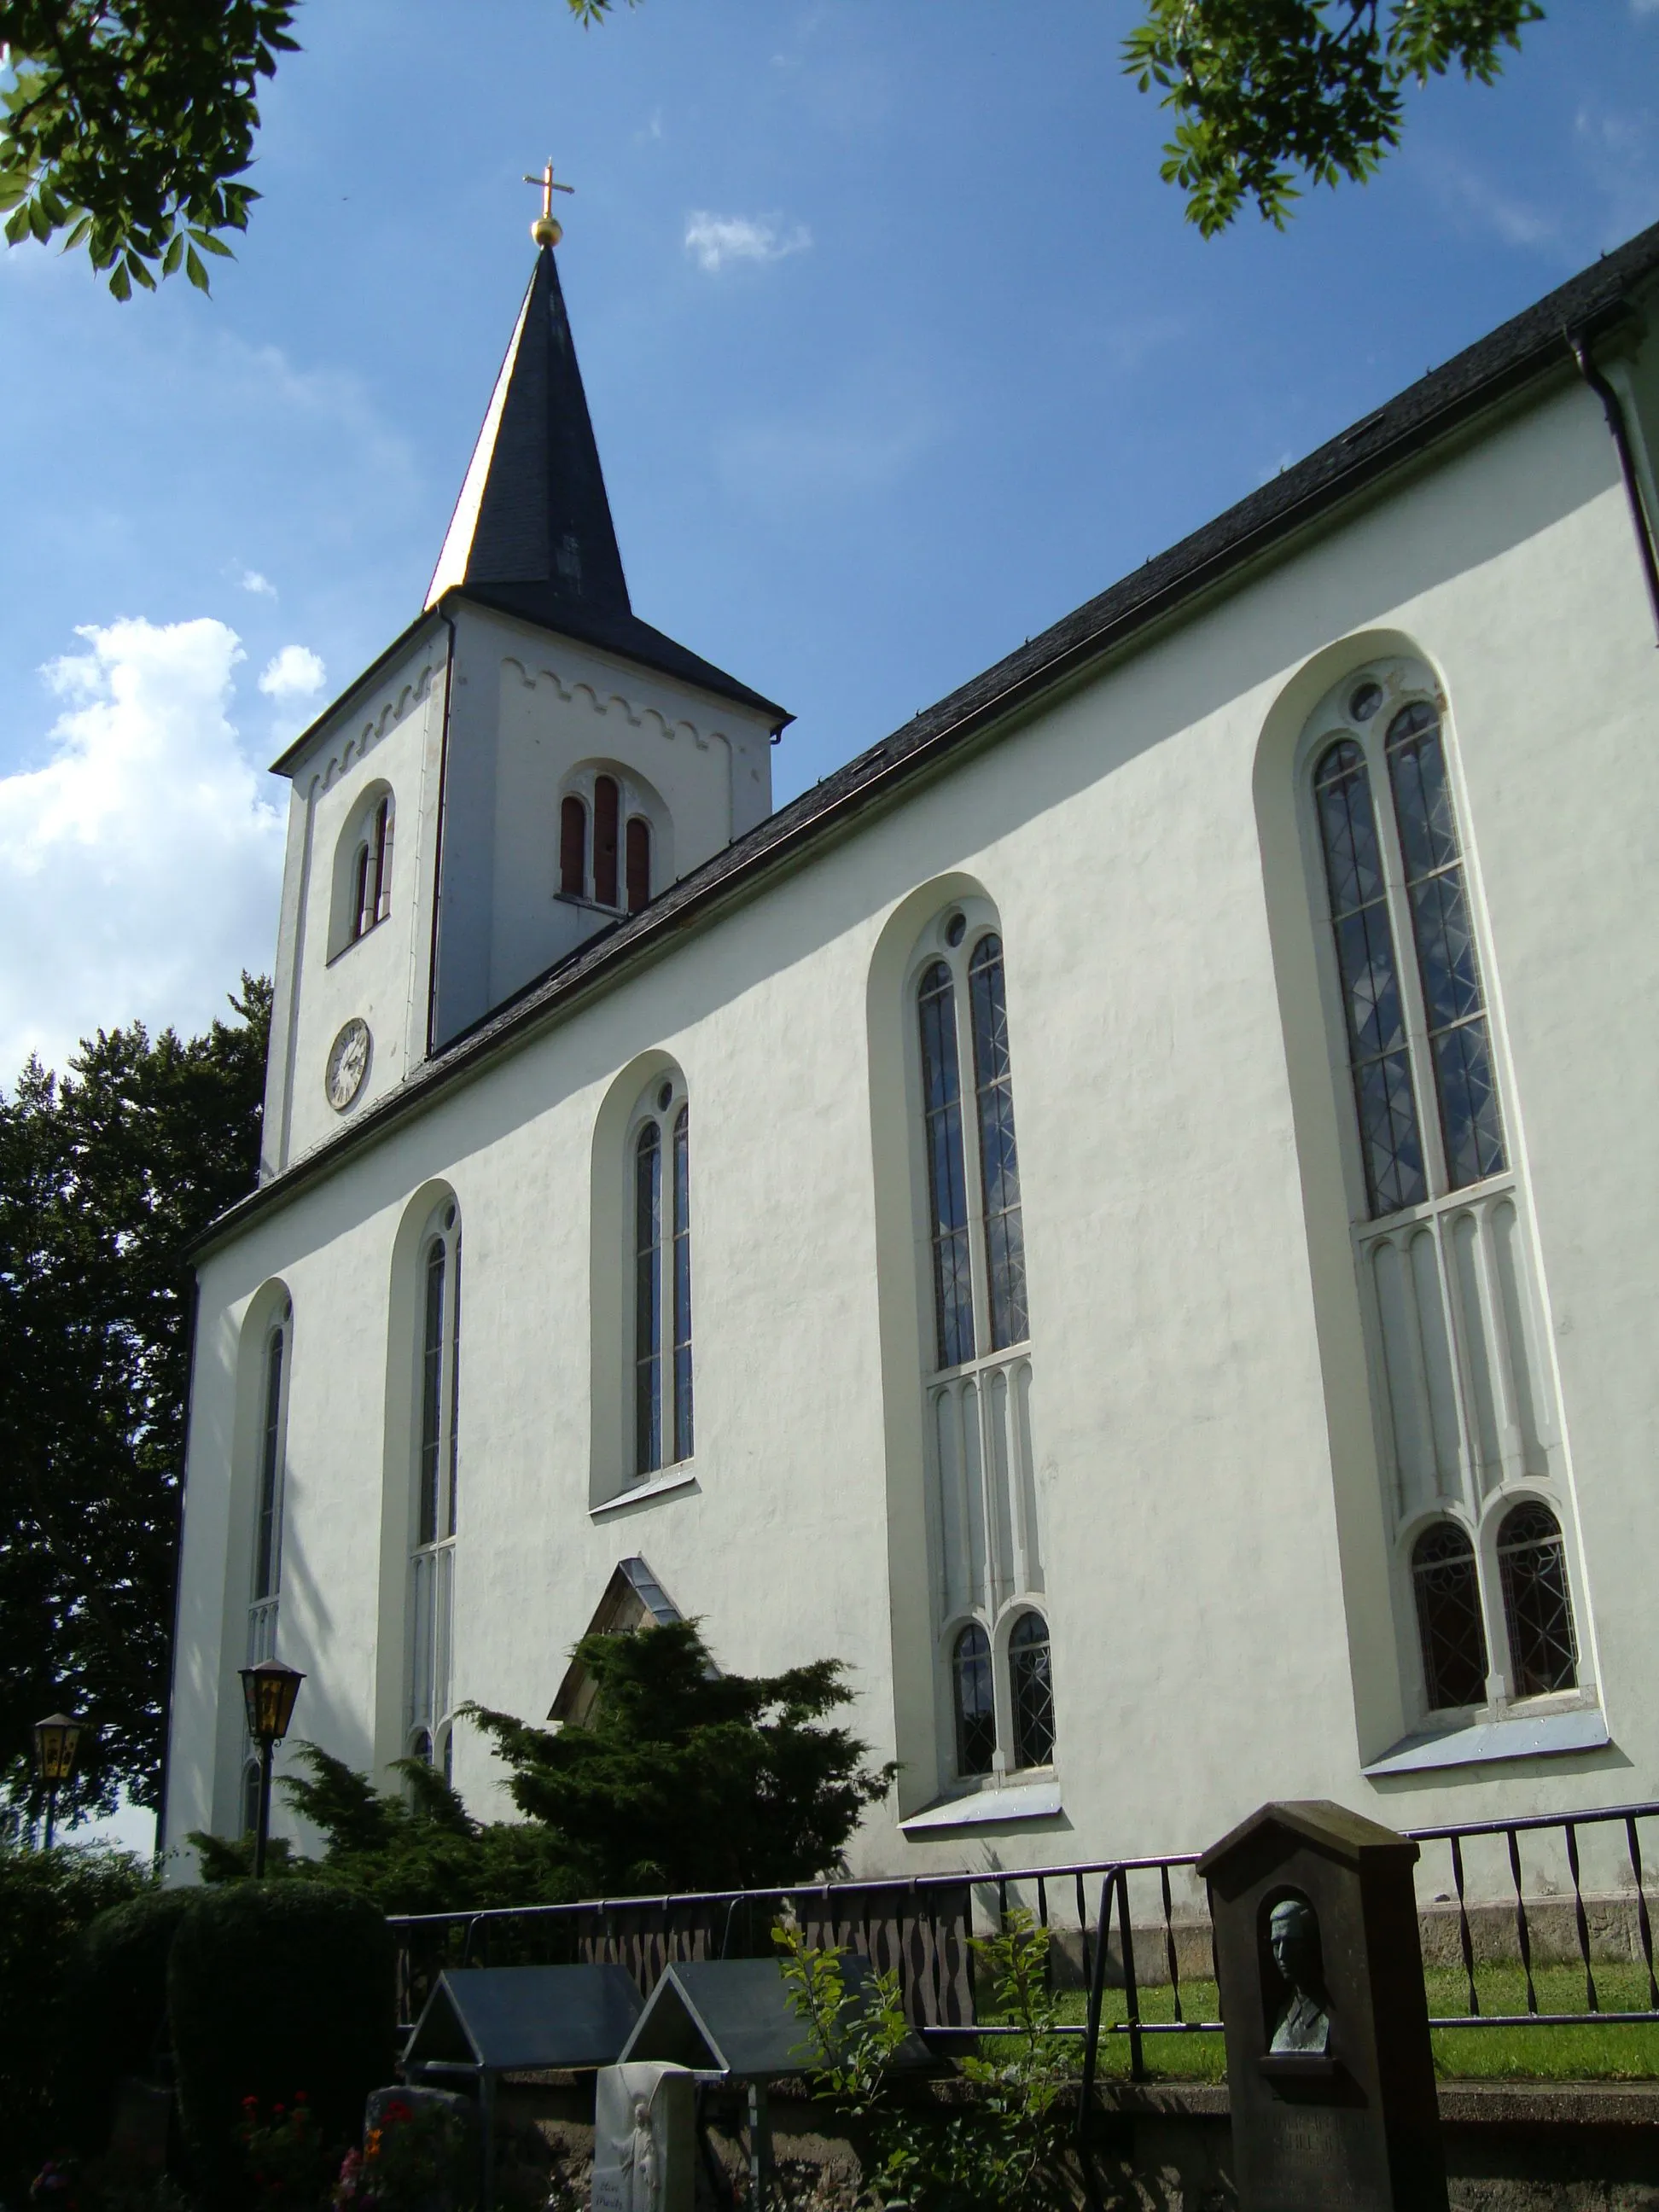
[1196, 1800, 1447, 2212]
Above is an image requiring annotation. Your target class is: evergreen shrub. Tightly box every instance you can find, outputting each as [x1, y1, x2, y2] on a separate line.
[56, 1885, 200, 2151]
[167, 1880, 396, 2205]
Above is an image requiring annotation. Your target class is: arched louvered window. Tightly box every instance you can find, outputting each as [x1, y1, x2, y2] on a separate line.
[1498, 1502, 1578, 1697]
[633, 1075, 693, 1477]
[952, 1623, 995, 1778]
[626, 816, 651, 914]
[410, 1200, 461, 1768]
[560, 794, 588, 899]
[1009, 1610, 1056, 1768]
[1411, 1522, 1487, 1711]
[594, 774, 620, 908]
[351, 794, 393, 940]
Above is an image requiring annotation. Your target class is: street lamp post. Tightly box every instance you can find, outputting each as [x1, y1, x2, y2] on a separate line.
[237, 1660, 305, 1876]
[32, 1713, 87, 1849]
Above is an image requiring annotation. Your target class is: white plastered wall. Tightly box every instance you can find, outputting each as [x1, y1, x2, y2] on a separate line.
[170, 366, 1659, 1880]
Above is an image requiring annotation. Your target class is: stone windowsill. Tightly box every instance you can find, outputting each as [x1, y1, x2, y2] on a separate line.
[1362, 1704, 1609, 1778]
[899, 1778, 1062, 1834]
[589, 1467, 698, 1520]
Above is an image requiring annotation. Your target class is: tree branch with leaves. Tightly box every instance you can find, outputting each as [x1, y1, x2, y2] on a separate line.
[1125, 0, 1545, 234]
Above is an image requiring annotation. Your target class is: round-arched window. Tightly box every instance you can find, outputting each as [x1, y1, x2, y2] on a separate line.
[1009, 1610, 1056, 1769]
[1498, 1503, 1578, 1697]
[1411, 1521, 1487, 1711]
[952, 1623, 995, 1778]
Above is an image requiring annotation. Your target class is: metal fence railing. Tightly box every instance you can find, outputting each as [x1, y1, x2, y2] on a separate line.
[383, 1796, 1659, 2087]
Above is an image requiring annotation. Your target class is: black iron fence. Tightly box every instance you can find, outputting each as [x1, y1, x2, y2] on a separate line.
[383, 1796, 1659, 2084]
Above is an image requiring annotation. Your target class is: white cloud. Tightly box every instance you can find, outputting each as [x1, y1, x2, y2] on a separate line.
[240, 568, 278, 598]
[259, 643, 326, 699]
[1422, 151, 1560, 253]
[0, 618, 284, 1081]
[684, 212, 812, 274]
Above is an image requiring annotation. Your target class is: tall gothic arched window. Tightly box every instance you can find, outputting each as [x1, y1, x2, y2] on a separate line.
[247, 1303, 289, 1665]
[409, 1199, 461, 1772]
[632, 1074, 693, 1478]
[911, 899, 1051, 1788]
[1301, 660, 1583, 1734]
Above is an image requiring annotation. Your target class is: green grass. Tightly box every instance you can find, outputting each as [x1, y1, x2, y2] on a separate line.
[1040, 1964, 1659, 2082]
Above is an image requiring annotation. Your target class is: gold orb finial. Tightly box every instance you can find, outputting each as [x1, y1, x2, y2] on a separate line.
[523, 157, 574, 248]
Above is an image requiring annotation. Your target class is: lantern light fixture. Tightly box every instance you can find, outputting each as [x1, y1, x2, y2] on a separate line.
[237, 1661, 305, 1876]
[32, 1711, 88, 1849]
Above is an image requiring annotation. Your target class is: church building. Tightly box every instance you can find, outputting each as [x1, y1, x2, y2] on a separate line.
[163, 206, 1659, 1878]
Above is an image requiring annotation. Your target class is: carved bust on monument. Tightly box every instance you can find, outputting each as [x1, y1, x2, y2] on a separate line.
[1266, 1895, 1331, 2055]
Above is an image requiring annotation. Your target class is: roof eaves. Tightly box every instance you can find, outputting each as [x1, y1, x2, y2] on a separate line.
[267, 606, 448, 779]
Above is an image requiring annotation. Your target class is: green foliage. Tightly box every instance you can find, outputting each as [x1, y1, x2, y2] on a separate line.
[1124, 0, 1545, 234]
[0, 3, 298, 296]
[189, 1742, 581, 1914]
[166, 1880, 395, 2208]
[234, 2092, 336, 2212]
[467, 1617, 896, 1895]
[0, 1842, 148, 2191]
[55, 1885, 201, 2154]
[335, 2095, 474, 2212]
[777, 1907, 1078, 2212]
[0, 976, 270, 1819]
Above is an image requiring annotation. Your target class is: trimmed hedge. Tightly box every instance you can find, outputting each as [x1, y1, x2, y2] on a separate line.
[56, 1885, 200, 2153]
[0, 1844, 148, 2192]
[168, 1880, 396, 2206]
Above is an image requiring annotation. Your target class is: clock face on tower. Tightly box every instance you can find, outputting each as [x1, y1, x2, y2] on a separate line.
[325, 1018, 372, 1112]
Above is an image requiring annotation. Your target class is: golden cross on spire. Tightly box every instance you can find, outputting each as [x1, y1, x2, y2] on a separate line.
[524, 157, 575, 247]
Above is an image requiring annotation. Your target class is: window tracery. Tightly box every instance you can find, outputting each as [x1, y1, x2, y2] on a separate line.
[1301, 658, 1586, 1732]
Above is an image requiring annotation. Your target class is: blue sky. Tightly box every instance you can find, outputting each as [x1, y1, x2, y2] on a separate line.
[3, 0, 1658, 1086]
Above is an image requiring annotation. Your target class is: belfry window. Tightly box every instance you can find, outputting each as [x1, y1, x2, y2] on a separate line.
[632, 1075, 692, 1479]
[557, 771, 654, 912]
[1300, 660, 1586, 1735]
[409, 1200, 461, 1772]
[351, 795, 394, 942]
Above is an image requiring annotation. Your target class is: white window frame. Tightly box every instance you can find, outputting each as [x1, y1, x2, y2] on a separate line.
[1297, 656, 1590, 1729]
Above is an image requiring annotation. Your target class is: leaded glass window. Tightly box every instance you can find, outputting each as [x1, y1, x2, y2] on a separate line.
[418, 1237, 460, 1545]
[253, 1327, 285, 1603]
[918, 960, 975, 1368]
[1498, 1502, 1578, 1697]
[634, 1121, 662, 1474]
[409, 1202, 460, 1779]
[632, 1078, 693, 1477]
[1009, 1610, 1056, 1768]
[1412, 1522, 1487, 1710]
[1314, 738, 1426, 1216]
[672, 1105, 693, 1464]
[968, 935, 1028, 1351]
[952, 1623, 995, 1777]
[1384, 702, 1505, 1190]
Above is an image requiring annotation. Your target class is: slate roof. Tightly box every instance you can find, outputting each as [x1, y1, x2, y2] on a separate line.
[205, 217, 1659, 1254]
[424, 242, 785, 728]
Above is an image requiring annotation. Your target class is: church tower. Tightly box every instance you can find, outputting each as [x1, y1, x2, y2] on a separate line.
[259, 197, 788, 1177]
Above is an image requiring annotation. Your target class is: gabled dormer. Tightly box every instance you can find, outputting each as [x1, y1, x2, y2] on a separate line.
[259, 231, 788, 1178]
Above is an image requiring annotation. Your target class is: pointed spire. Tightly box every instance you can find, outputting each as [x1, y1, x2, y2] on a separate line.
[427, 243, 788, 728]
[427, 245, 631, 624]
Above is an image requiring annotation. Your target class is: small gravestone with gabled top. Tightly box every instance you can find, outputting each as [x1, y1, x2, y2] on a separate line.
[1196, 1801, 1447, 2212]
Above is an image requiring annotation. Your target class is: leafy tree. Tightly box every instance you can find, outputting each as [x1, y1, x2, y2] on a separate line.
[1126, 1, 1545, 235]
[468, 1617, 897, 1895]
[3, 3, 1549, 297]
[0, 2, 298, 298]
[0, 978, 271, 1819]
